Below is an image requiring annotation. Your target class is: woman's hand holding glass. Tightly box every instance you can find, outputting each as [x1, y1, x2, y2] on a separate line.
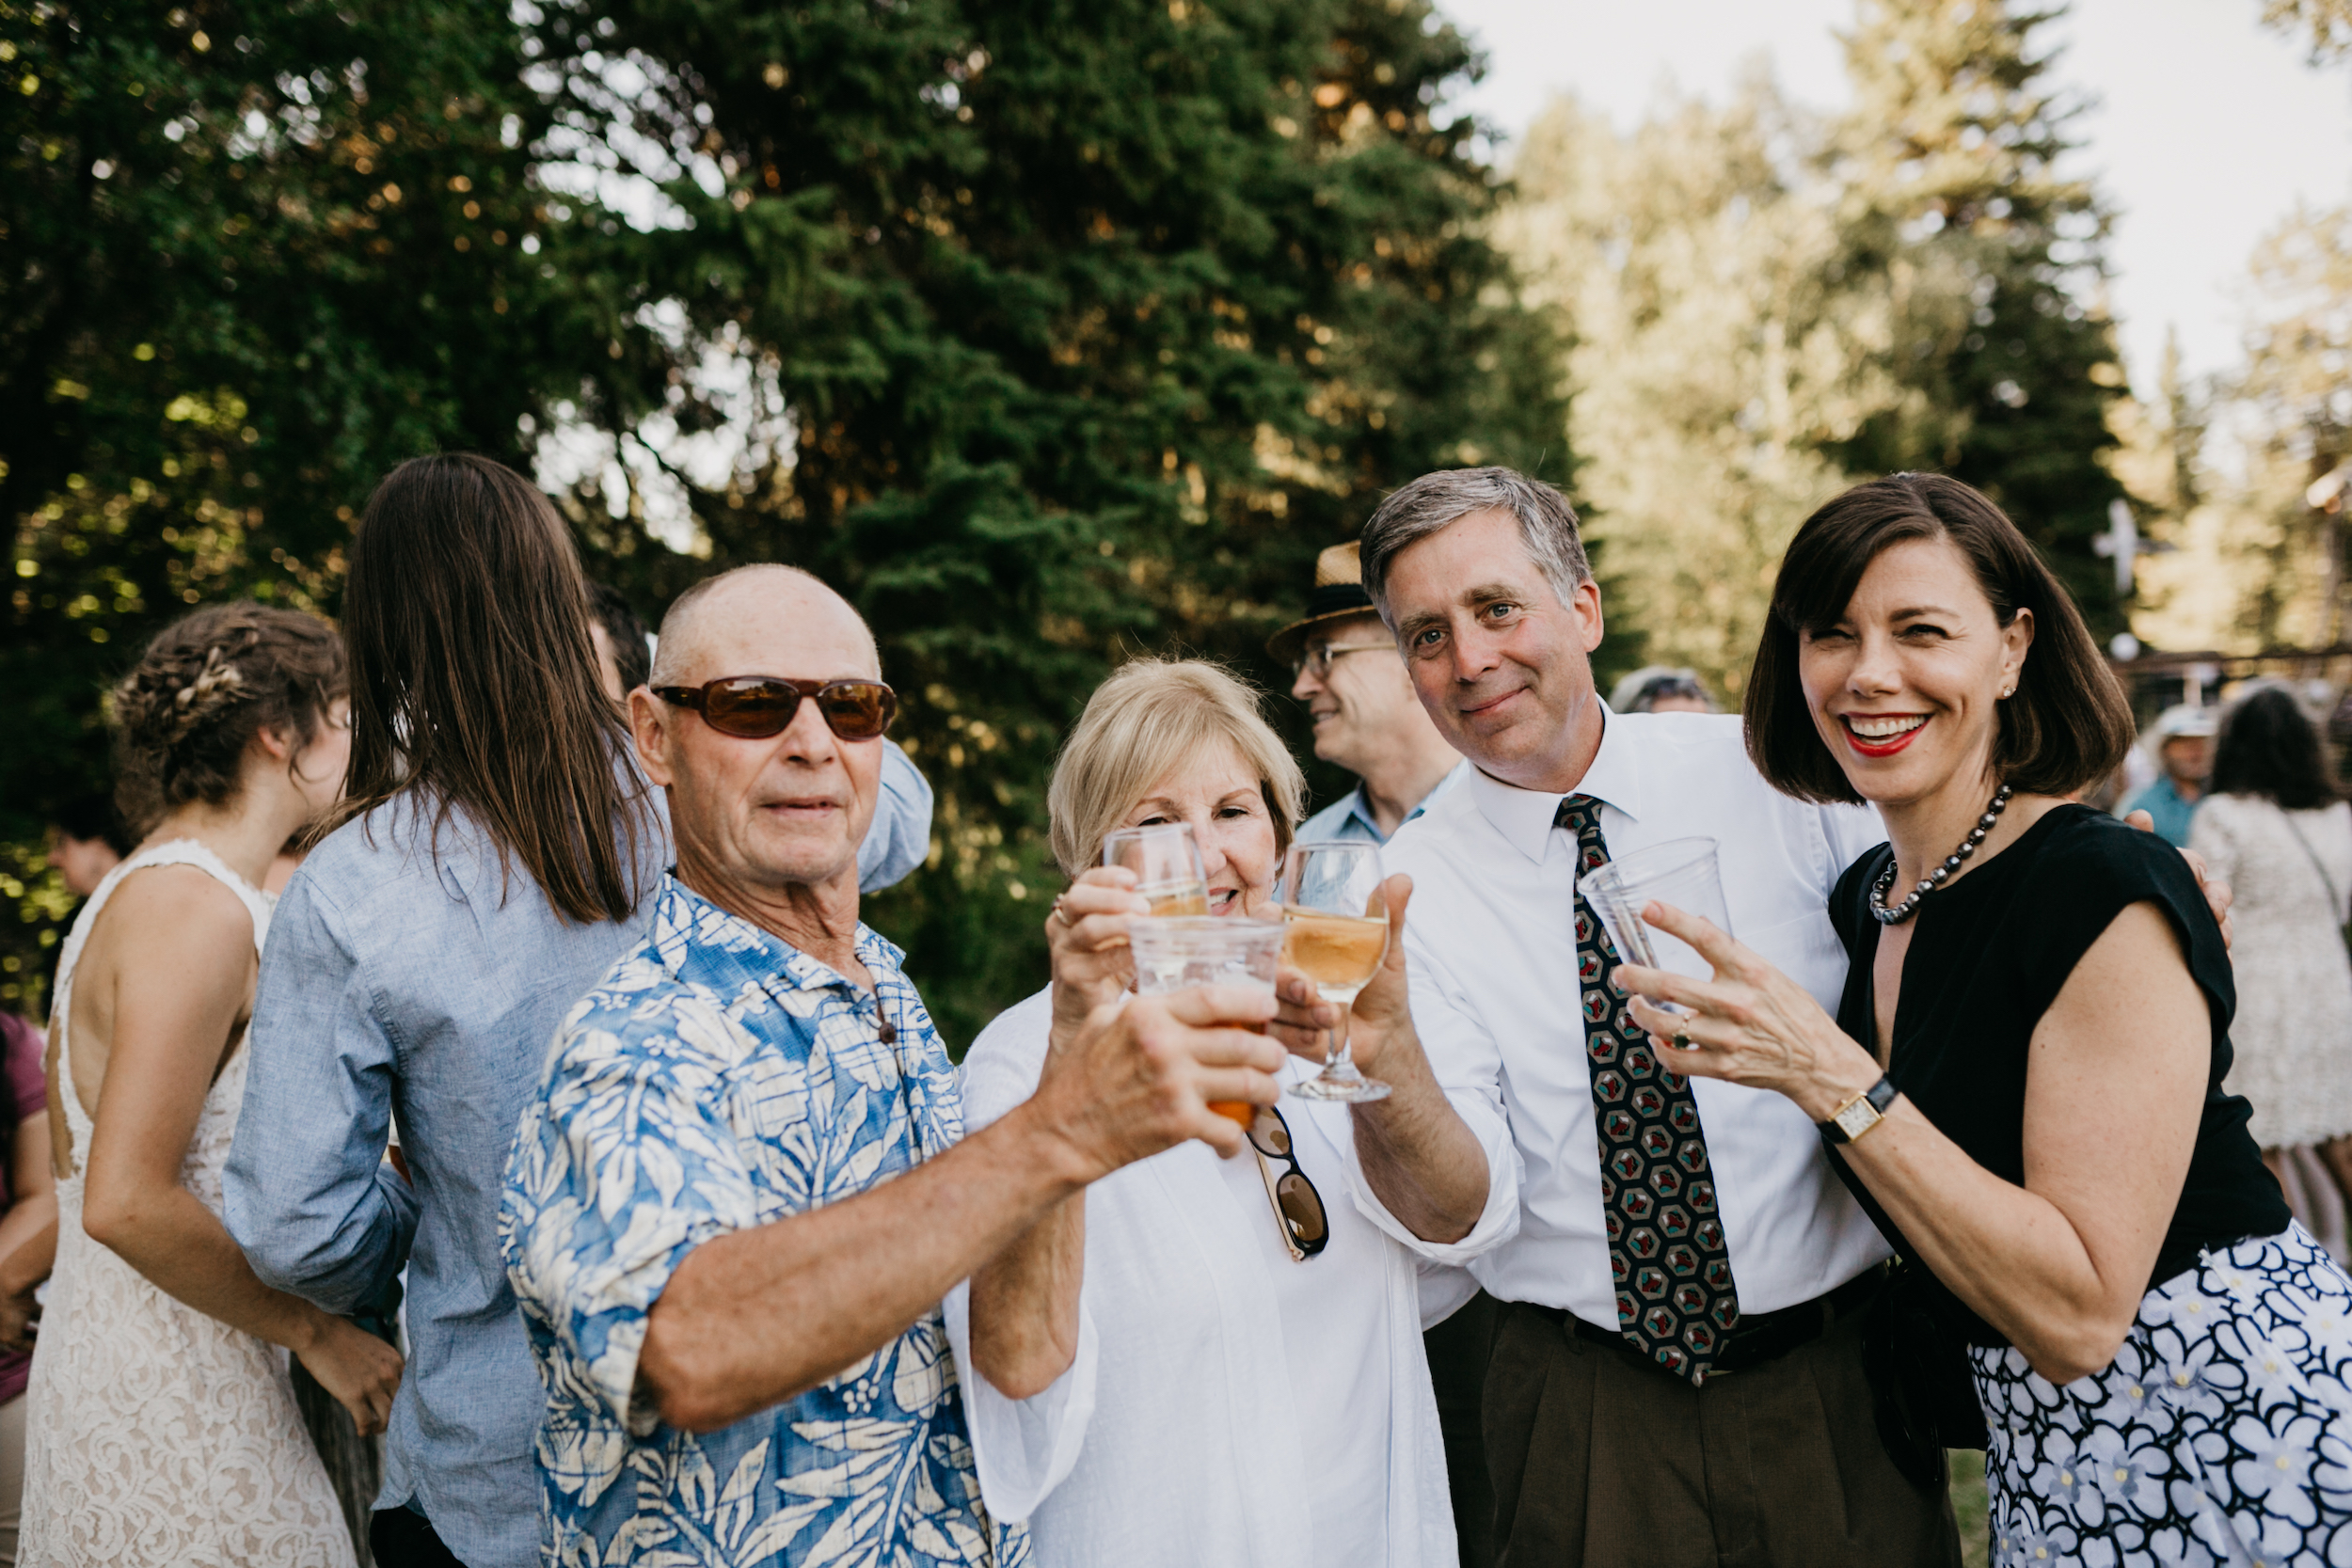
[1044, 867, 1151, 1053]
[1613, 900, 1883, 1124]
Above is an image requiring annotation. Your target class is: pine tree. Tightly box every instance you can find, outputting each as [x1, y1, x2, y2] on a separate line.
[1828, 0, 2129, 633]
[541, 0, 1566, 1039]
[1, 0, 579, 1013]
[2265, 0, 2352, 61]
[1503, 82, 1897, 700]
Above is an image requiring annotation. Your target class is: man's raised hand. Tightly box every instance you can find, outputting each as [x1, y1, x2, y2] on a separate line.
[1030, 982, 1285, 1180]
[1272, 873, 1417, 1078]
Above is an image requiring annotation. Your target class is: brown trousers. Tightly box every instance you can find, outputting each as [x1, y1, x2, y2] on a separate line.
[1483, 1300, 1962, 1568]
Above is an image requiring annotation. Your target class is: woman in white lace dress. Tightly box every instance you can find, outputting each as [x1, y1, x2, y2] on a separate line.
[23, 605, 403, 1567]
[2188, 683, 2352, 1250]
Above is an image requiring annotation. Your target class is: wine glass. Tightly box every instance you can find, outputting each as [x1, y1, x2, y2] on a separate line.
[1279, 840, 1392, 1102]
[1103, 823, 1211, 915]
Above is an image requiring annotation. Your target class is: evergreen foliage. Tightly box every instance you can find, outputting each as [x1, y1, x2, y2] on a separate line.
[1828, 0, 2128, 632]
[0, 0, 1564, 1034]
[2, 0, 568, 1010]
[1503, 0, 2127, 704]
[530, 0, 1564, 1040]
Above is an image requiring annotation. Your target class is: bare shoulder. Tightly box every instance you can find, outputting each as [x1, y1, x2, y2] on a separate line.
[2041, 898, 2200, 1048]
[87, 863, 258, 971]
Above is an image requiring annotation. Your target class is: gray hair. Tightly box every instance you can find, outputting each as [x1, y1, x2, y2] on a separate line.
[1356, 467, 1590, 617]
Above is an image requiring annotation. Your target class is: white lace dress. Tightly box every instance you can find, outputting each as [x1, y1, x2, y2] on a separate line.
[2188, 794, 2352, 1148]
[21, 841, 356, 1568]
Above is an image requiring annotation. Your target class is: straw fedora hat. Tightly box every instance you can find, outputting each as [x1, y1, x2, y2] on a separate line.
[1265, 542, 1385, 665]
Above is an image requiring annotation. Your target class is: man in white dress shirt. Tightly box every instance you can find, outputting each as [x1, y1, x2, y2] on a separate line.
[1341, 467, 1959, 1565]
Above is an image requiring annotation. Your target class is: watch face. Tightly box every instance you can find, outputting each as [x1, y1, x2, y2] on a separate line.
[1835, 1100, 1880, 1141]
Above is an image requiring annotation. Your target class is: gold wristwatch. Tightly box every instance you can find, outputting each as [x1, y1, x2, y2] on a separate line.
[1819, 1075, 1898, 1146]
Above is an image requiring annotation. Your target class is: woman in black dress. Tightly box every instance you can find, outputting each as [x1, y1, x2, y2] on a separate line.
[1615, 474, 2347, 1567]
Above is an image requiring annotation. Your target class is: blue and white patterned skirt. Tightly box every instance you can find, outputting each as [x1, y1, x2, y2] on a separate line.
[1973, 1224, 2352, 1567]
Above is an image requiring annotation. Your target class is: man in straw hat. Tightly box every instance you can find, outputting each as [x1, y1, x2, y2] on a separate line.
[1271, 542, 1470, 846]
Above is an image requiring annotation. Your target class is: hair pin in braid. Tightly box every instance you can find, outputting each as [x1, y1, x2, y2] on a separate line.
[166, 646, 252, 744]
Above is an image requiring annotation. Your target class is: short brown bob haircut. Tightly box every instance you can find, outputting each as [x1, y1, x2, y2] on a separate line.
[1744, 473, 2136, 805]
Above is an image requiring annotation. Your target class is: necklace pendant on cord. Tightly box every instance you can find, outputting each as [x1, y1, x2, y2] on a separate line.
[1868, 784, 2012, 926]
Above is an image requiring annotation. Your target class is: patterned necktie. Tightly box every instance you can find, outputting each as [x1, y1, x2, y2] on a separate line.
[1559, 795, 1741, 1385]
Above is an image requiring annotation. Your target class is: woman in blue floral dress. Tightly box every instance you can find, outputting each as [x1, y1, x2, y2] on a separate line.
[1613, 474, 2351, 1567]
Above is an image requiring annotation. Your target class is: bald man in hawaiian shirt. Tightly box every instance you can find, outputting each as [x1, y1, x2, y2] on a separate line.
[501, 565, 1283, 1567]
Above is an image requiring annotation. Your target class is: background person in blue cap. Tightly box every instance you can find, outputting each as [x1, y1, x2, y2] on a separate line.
[2119, 703, 2217, 847]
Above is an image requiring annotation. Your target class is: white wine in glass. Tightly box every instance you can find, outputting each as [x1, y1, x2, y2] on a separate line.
[1279, 841, 1392, 1102]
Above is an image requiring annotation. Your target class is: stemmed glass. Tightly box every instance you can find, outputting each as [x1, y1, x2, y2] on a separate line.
[1279, 841, 1392, 1102]
[1103, 823, 1210, 916]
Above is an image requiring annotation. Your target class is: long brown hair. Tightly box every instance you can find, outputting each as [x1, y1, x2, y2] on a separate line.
[330, 454, 651, 924]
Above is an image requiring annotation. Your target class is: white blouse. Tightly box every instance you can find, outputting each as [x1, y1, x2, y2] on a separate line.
[944, 987, 1475, 1568]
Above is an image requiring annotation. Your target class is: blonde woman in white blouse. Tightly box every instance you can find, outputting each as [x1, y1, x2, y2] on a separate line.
[944, 657, 1510, 1568]
[2189, 683, 2352, 1238]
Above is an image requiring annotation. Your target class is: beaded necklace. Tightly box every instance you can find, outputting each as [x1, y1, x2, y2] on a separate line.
[1868, 783, 2013, 926]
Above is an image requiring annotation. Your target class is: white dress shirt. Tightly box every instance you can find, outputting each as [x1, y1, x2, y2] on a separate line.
[1375, 707, 1894, 1328]
[943, 988, 1472, 1568]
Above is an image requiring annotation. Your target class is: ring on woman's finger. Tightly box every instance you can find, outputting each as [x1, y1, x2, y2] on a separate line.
[1671, 1030, 1696, 1053]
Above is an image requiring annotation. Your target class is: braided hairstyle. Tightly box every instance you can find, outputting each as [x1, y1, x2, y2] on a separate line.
[111, 603, 348, 833]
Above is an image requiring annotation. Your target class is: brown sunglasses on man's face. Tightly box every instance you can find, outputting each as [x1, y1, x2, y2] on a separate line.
[652, 676, 898, 741]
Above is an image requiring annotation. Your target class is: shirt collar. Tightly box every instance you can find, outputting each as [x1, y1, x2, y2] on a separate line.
[1340, 757, 1474, 837]
[1467, 704, 1645, 865]
[647, 872, 904, 997]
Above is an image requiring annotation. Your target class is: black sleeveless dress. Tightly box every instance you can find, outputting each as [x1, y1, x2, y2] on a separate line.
[1827, 804, 2352, 1564]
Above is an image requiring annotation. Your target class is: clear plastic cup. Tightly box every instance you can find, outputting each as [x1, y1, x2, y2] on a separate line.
[1579, 835, 1733, 988]
[1128, 915, 1285, 1125]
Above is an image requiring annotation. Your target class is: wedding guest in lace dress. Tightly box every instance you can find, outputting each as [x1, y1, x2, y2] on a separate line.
[22, 605, 404, 1568]
[2190, 683, 2352, 1253]
[1618, 475, 2346, 1567]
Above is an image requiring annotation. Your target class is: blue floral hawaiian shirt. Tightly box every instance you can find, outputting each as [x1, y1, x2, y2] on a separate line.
[500, 874, 1025, 1568]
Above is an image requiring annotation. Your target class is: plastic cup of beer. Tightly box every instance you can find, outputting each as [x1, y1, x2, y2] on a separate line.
[1127, 914, 1284, 1127]
[1103, 823, 1211, 916]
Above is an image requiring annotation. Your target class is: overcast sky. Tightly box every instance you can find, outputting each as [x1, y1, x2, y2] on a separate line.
[1437, 0, 2352, 397]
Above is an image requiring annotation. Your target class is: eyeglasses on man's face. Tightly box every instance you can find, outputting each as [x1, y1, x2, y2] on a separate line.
[1291, 641, 1396, 680]
[652, 676, 898, 741]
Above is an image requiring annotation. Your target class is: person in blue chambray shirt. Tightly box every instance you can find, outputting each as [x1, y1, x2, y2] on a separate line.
[501, 565, 1285, 1568]
[222, 456, 936, 1568]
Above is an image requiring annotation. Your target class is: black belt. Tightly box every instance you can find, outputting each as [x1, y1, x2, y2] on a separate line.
[1519, 1264, 1886, 1378]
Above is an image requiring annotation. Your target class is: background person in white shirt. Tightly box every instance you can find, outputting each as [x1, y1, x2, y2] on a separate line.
[946, 657, 1502, 1568]
[1344, 466, 1959, 1566]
